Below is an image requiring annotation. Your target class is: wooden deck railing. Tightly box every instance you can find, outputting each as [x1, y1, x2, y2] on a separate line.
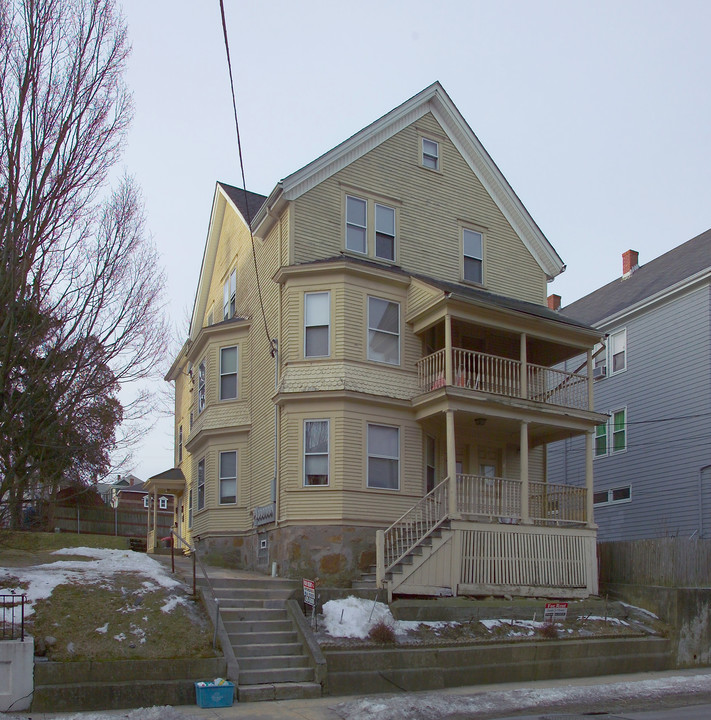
[529, 480, 587, 525]
[416, 348, 589, 411]
[456, 473, 522, 520]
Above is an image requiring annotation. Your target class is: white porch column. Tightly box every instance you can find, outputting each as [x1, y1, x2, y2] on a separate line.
[587, 348, 594, 411]
[445, 314, 453, 387]
[520, 420, 530, 523]
[446, 409, 457, 516]
[520, 332, 527, 400]
[585, 430, 595, 527]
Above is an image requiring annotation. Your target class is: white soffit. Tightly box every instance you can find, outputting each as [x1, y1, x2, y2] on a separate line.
[279, 82, 564, 280]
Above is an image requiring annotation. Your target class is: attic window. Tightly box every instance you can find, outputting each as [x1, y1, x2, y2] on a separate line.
[422, 138, 439, 170]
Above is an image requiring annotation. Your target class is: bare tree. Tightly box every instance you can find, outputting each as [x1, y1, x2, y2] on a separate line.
[0, 0, 168, 526]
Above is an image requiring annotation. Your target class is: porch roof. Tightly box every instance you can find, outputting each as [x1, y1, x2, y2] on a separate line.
[144, 467, 185, 496]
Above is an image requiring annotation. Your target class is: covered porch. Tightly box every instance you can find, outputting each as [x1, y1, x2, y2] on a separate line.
[144, 468, 185, 553]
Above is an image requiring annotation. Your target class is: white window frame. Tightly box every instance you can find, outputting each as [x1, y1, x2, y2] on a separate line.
[594, 485, 632, 507]
[197, 361, 206, 414]
[219, 346, 238, 400]
[304, 292, 330, 358]
[609, 329, 627, 375]
[159, 496, 167, 510]
[462, 228, 484, 285]
[178, 425, 183, 463]
[367, 296, 400, 365]
[219, 450, 237, 505]
[223, 268, 237, 320]
[188, 489, 193, 528]
[197, 458, 205, 510]
[367, 423, 400, 490]
[422, 138, 439, 170]
[374, 203, 396, 261]
[346, 195, 367, 254]
[143, 496, 149, 509]
[593, 341, 607, 380]
[303, 419, 329, 486]
[610, 407, 627, 454]
[594, 421, 608, 458]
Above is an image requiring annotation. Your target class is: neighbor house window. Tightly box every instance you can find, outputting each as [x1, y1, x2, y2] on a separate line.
[593, 342, 607, 379]
[463, 229, 483, 284]
[304, 420, 329, 486]
[346, 195, 367, 254]
[220, 346, 238, 400]
[611, 408, 626, 453]
[422, 138, 439, 170]
[375, 204, 396, 261]
[610, 329, 626, 373]
[223, 268, 236, 320]
[304, 292, 330, 357]
[219, 451, 237, 504]
[159, 497, 167, 510]
[143, 496, 149, 508]
[594, 422, 607, 457]
[197, 361, 206, 413]
[178, 425, 183, 463]
[197, 458, 205, 510]
[367, 297, 400, 365]
[594, 485, 632, 506]
[367, 424, 400, 490]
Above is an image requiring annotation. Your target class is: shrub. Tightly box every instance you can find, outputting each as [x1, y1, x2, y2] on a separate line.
[368, 620, 397, 644]
[539, 622, 559, 639]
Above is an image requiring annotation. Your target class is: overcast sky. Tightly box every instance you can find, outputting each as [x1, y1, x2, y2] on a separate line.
[117, 0, 711, 480]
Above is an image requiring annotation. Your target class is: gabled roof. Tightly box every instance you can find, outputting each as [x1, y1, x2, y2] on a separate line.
[562, 229, 711, 327]
[218, 183, 267, 225]
[253, 81, 565, 280]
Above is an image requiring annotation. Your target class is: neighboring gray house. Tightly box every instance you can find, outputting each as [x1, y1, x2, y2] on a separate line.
[547, 230, 711, 541]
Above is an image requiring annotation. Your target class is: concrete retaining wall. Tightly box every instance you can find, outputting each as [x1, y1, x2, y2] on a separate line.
[0, 637, 33, 712]
[324, 636, 671, 696]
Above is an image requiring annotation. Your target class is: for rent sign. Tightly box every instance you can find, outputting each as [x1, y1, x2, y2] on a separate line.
[303, 578, 316, 607]
[544, 602, 568, 623]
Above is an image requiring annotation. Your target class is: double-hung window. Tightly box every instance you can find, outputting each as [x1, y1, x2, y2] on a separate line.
[197, 458, 205, 510]
[346, 196, 367, 254]
[375, 204, 395, 261]
[223, 269, 236, 320]
[178, 425, 183, 463]
[463, 229, 483, 284]
[220, 346, 238, 400]
[422, 138, 439, 170]
[594, 422, 607, 457]
[304, 292, 330, 357]
[188, 489, 193, 527]
[367, 424, 400, 490]
[367, 297, 400, 365]
[197, 361, 206, 413]
[219, 450, 237, 504]
[611, 408, 626, 453]
[304, 420, 329, 486]
[610, 329, 626, 374]
[159, 496, 167, 510]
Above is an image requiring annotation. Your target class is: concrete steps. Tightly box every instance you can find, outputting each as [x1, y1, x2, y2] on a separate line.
[205, 575, 323, 702]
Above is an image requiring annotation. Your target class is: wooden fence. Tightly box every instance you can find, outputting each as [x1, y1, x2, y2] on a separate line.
[599, 538, 711, 588]
[53, 505, 173, 538]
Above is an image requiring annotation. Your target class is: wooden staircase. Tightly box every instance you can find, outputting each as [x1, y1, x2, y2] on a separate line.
[206, 576, 323, 702]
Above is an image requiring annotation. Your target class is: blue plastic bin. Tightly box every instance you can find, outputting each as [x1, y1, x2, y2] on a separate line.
[194, 680, 235, 708]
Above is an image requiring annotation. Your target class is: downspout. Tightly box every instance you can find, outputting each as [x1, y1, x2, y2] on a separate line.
[699, 464, 711, 539]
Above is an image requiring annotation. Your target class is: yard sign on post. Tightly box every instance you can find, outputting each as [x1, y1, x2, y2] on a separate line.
[544, 602, 568, 624]
[303, 578, 317, 629]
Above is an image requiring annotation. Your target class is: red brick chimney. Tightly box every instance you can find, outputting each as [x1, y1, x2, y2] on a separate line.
[622, 249, 639, 277]
[547, 294, 561, 311]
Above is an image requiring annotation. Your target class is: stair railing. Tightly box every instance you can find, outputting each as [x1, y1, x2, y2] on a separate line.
[376, 477, 450, 586]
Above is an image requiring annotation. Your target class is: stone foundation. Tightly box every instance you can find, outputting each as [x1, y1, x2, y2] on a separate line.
[194, 525, 377, 586]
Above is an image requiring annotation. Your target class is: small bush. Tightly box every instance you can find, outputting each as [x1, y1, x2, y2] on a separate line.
[368, 620, 397, 644]
[539, 622, 559, 639]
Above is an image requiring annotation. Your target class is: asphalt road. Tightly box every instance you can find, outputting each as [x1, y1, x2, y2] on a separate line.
[492, 703, 711, 720]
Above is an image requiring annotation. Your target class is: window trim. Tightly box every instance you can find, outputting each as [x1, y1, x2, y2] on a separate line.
[594, 421, 608, 458]
[421, 137, 439, 171]
[219, 345, 238, 401]
[609, 328, 627, 375]
[197, 360, 206, 414]
[197, 458, 205, 511]
[188, 489, 193, 528]
[223, 268, 237, 320]
[159, 496, 168, 510]
[367, 296, 400, 366]
[610, 407, 627, 454]
[178, 425, 183, 464]
[367, 423, 400, 491]
[374, 203, 396, 262]
[462, 227, 484, 285]
[219, 450, 237, 505]
[594, 485, 632, 507]
[304, 291, 330, 359]
[303, 419, 330, 487]
[143, 496, 149, 509]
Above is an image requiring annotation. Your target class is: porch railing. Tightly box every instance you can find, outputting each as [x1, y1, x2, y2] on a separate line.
[377, 477, 449, 581]
[457, 473, 521, 521]
[417, 348, 589, 411]
[529, 480, 587, 525]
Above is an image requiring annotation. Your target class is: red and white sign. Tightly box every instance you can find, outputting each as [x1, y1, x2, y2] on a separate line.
[544, 602, 568, 623]
[303, 578, 316, 607]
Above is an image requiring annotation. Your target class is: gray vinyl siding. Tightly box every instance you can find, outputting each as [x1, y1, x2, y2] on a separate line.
[548, 283, 711, 541]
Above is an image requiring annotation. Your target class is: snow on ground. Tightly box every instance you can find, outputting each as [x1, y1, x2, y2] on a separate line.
[0, 547, 182, 615]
